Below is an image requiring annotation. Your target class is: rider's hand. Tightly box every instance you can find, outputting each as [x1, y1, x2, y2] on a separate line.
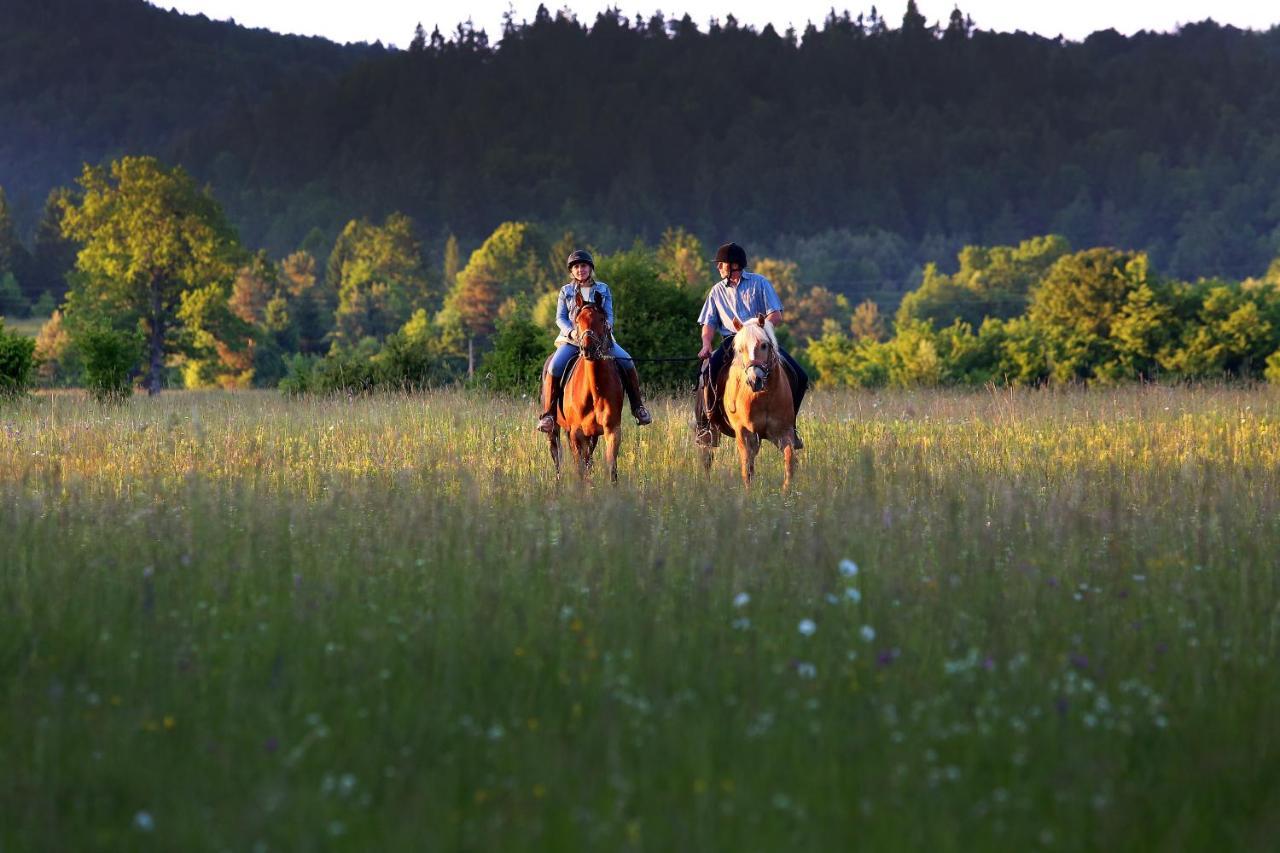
[698, 344, 713, 360]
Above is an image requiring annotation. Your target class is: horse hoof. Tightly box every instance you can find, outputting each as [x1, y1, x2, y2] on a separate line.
[634, 408, 652, 426]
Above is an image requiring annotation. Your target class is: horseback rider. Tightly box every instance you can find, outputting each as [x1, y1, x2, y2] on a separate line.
[537, 249, 652, 433]
[695, 241, 808, 447]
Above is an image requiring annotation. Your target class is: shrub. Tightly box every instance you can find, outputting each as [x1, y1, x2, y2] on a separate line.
[479, 315, 550, 392]
[0, 319, 37, 396]
[79, 327, 143, 402]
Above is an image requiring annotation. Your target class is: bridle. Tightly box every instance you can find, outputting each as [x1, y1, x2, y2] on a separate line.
[735, 333, 776, 383]
[576, 308, 614, 361]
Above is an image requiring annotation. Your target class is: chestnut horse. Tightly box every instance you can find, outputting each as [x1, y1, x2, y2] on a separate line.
[547, 292, 625, 481]
[702, 315, 796, 491]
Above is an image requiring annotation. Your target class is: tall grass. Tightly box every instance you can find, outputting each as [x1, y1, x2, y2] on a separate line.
[2, 387, 1278, 850]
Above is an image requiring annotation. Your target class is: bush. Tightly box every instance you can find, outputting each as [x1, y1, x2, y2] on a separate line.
[278, 353, 319, 395]
[0, 319, 37, 396]
[479, 315, 551, 392]
[79, 327, 143, 402]
[279, 347, 381, 396]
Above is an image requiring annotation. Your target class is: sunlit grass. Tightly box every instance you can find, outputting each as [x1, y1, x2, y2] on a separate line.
[2, 386, 1279, 849]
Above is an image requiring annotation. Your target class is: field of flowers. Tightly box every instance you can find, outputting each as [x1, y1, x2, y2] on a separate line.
[2, 387, 1278, 850]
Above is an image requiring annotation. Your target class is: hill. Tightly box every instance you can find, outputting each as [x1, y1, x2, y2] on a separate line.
[3, 1, 1280, 296]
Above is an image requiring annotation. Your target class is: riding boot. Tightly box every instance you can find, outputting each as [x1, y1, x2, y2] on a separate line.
[792, 427, 804, 450]
[619, 364, 652, 425]
[537, 372, 561, 433]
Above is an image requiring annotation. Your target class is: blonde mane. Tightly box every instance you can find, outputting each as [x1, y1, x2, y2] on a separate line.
[734, 317, 779, 361]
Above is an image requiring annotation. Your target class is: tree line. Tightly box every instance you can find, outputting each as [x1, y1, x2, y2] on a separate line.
[5, 155, 1280, 401]
[4, 1, 1280, 301]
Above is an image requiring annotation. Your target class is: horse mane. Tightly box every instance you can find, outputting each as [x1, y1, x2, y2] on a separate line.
[735, 317, 778, 353]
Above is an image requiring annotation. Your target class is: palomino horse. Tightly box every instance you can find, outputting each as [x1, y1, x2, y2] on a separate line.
[547, 292, 625, 482]
[702, 315, 796, 491]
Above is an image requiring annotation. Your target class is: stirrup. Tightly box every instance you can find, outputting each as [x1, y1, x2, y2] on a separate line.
[792, 428, 804, 450]
[633, 406, 652, 426]
[537, 414, 556, 433]
[694, 424, 715, 448]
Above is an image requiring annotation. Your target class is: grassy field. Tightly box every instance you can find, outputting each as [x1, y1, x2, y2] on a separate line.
[1, 315, 50, 338]
[2, 387, 1279, 850]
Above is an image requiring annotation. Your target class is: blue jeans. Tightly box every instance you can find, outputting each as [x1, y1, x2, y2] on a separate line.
[548, 342, 632, 377]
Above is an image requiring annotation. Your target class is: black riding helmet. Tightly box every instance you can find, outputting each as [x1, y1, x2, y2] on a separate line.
[715, 242, 747, 268]
[566, 249, 595, 270]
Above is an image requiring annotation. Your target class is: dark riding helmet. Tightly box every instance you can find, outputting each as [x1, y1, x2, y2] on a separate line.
[566, 249, 595, 270]
[715, 242, 747, 268]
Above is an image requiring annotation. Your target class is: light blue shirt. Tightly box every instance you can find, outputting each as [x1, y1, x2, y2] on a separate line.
[697, 271, 784, 337]
[555, 281, 615, 345]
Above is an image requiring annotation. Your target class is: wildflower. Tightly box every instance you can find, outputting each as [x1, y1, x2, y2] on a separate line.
[859, 625, 876, 643]
[1132, 574, 1146, 583]
[839, 559, 859, 578]
[876, 648, 900, 667]
[796, 662, 817, 679]
[133, 811, 154, 832]
[798, 619, 817, 637]
[733, 592, 750, 608]
[845, 587, 862, 604]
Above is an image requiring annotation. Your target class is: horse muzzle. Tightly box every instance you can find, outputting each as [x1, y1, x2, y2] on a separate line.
[746, 366, 769, 392]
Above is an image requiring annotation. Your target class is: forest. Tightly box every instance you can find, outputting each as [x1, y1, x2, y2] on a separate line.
[3, 0, 1280, 296]
[4, 2, 1280, 396]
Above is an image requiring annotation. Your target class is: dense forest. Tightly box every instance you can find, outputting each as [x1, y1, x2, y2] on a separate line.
[5, 2, 1280, 399]
[3, 0, 1280, 305]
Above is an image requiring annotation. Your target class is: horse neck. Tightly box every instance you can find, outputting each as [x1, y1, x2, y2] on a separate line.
[581, 355, 617, 381]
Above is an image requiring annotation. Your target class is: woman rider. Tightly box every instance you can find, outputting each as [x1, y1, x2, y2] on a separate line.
[537, 249, 652, 432]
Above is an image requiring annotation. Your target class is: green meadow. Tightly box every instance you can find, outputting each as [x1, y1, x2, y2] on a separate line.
[2, 387, 1278, 850]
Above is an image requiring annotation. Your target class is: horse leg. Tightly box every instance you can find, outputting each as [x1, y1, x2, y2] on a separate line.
[736, 429, 758, 488]
[782, 435, 795, 494]
[700, 446, 714, 473]
[570, 427, 588, 473]
[604, 426, 620, 484]
[548, 427, 562, 477]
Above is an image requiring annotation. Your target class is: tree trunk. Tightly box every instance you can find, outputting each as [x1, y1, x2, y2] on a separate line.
[467, 336, 474, 379]
[147, 282, 165, 396]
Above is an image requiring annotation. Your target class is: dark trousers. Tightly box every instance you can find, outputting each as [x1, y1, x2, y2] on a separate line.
[707, 335, 808, 413]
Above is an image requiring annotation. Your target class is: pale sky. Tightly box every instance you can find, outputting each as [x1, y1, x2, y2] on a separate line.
[154, 1, 1280, 47]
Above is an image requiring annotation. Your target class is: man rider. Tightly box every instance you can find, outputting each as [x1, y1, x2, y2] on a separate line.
[695, 241, 808, 447]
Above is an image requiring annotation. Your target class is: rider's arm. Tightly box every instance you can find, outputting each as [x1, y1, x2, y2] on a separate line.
[698, 323, 717, 359]
[602, 285, 616, 327]
[555, 287, 573, 337]
[766, 309, 782, 326]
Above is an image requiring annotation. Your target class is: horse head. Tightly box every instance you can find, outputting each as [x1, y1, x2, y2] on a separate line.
[734, 317, 778, 392]
[574, 294, 612, 360]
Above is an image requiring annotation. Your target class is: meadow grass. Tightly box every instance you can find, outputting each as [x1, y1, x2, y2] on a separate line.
[2, 315, 50, 338]
[2, 386, 1279, 851]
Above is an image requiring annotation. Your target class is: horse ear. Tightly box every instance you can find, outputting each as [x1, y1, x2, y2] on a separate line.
[756, 313, 766, 326]
[594, 292, 604, 307]
[574, 290, 584, 308]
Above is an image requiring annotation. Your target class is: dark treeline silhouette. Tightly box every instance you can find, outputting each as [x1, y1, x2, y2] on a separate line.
[4, 0, 1280, 299]
[0, 0, 379, 227]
